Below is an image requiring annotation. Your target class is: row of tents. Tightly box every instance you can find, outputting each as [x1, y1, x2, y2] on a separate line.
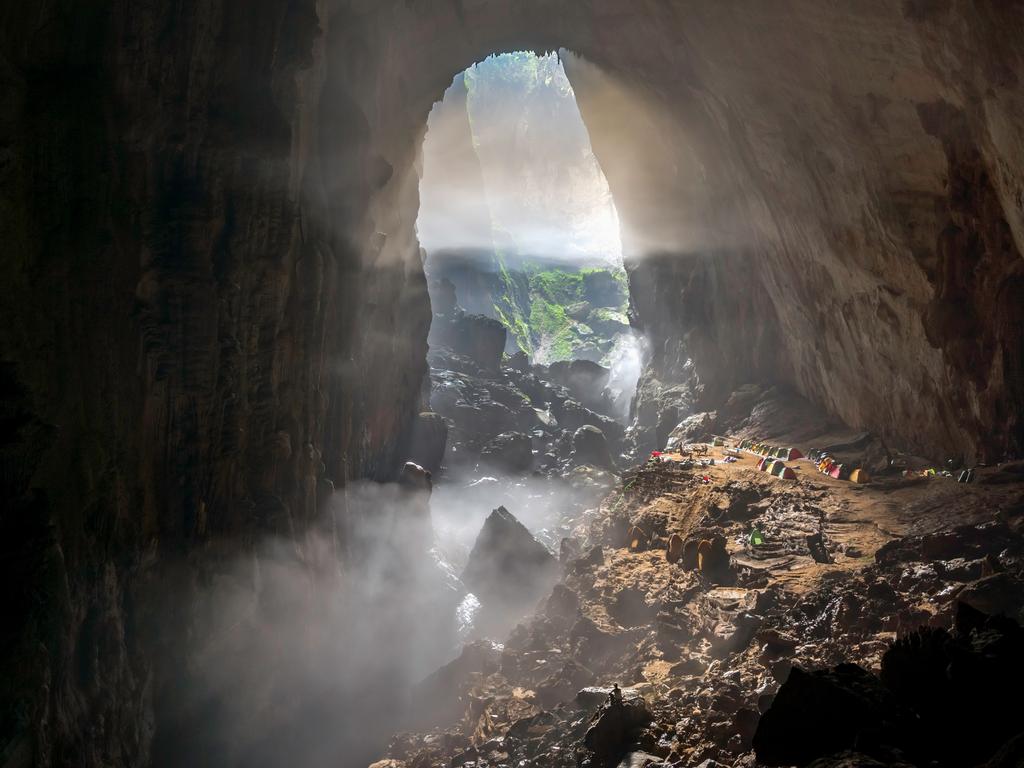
[807, 449, 870, 484]
[757, 457, 797, 480]
[737, 439, 803, 461]
[742, 438, 872, 484]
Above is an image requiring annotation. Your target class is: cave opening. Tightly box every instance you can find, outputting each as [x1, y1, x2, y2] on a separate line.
[417, 50, 641, 415]
[412, 51, 643, 646]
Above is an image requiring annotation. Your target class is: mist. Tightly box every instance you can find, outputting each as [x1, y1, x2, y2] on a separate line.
[157, 459, 616, 768]
[154, 479, 458, 768]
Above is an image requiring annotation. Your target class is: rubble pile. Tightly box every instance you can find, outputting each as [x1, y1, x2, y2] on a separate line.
[375, 446, 1024, 768]
[425, 306, 631, 479]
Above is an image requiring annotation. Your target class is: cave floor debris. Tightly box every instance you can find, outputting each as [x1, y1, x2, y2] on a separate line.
[373, 442, 1024, 768]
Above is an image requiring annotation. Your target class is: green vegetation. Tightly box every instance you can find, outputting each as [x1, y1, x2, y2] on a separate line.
[453, 51, 628, 363]
[487, 260, 630, 364]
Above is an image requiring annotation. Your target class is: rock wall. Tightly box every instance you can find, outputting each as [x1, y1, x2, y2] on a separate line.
[0, 1, 429, 764]
[1, 0, 1023, 764]
[557, 3, 1024, 462]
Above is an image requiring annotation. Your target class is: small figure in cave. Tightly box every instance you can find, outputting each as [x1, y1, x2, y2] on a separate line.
[607, 683, 623, 708]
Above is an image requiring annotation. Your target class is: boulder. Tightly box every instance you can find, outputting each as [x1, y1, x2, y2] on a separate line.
[584, 692, 652, 757]
[507, 349, 530, 371]
[954, 572, 1024, 622]
[572, 425, 615, 470]
[461, 506, 558, 607]
[430, 309, 507, 371]
[546, 359, 612, 414]
[480, 431, 533, 472]
[399, 461, 432, 494]
[667, 411, 718, 448]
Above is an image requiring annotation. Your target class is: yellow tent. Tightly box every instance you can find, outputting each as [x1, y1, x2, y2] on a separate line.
[849, 468, 870, 484]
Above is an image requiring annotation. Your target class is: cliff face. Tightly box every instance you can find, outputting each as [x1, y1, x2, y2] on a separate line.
[1, 0, 1023, 765]
[557, 5, 1024, 463]
[1, 1, 427, 764]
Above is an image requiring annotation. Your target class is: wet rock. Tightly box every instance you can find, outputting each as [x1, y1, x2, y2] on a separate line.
[461, 506, 558, 608]
[572, 424, 616, 470]
[480, 431, 534, 472]
[582, 269, 624, 307]
[558, 399, 625, 444]
[669, 656, 706, 677]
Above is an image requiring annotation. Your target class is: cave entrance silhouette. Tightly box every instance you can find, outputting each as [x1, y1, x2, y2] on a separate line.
[417, 50, 641, 406]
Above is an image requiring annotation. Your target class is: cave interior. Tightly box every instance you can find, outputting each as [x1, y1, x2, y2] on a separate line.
[2, 2, 1024, 768]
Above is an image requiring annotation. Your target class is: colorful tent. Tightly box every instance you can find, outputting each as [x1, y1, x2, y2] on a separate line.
[740, 439, 803, 461]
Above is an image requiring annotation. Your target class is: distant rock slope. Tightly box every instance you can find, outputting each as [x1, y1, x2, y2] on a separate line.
[461, 506, 559, 608]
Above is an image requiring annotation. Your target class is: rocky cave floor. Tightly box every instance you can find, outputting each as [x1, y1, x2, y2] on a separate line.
[378, 413, 1024, 768]
[383, 306, 1024, 768]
